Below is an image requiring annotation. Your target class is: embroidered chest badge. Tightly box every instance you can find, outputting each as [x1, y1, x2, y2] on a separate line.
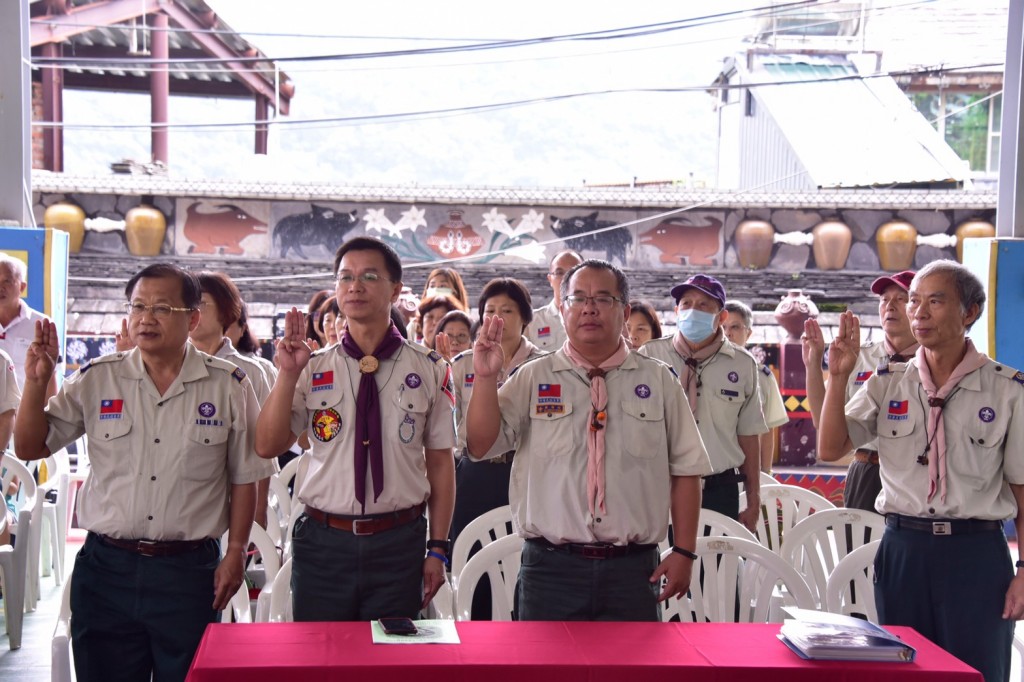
[464, 373, 475, 388]
[311, 371, 334, 392]
[979, 407, 996, 423]
[99, 399, 123, 420]
[635, 384, 651, 399]
[196, 402, 223, 426]
[311, 408, 342, 442]
[399, 414, 416, 443]
[887, 400, 909, 421]
[405, 373, 422, 389]
[727, 371, 739, 384]
[537, 383, 561, 403]
[537, 326, 551, 337]
[855, 371, 873, 385]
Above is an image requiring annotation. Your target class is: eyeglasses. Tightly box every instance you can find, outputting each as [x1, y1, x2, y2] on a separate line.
[445, 333, 472, 344]
[563, 295, 623, 309]
[337, 272, 391, 285]
[125, 302, 194, 318]
[549, 269, 568, 277]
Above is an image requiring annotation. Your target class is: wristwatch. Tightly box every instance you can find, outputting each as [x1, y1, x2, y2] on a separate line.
[426, 539, 450, 554]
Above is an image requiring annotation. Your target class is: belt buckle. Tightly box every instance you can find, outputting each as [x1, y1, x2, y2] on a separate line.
[137, 540, 158, 557]
[580, 544, 607, 559]
[932, 521, 952, 536]
[351, 518, 374, 536]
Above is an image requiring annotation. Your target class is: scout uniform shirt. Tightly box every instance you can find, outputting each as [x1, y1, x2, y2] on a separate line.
[290, 341, 456, 516]
[0, 300, 47, 390]
[470, 349, 712, 546]
[526, 300, 566, 352]
[450, 337, 544, 454]
[845, 358, 1024, 519]
[213, 338, 272, 405]
[758, 363, 788, 429]
[42, 345, 272, 541]
[0, 349, 21, 448]
[641, 337, 767, 474]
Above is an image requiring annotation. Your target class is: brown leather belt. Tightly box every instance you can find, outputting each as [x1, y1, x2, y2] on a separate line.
[885, 513, 1002, 536]
[304, 503, 424, 536]
[854, 449, 880, 465]
[94, 533, 211, 557]
[528, 537, 658, 559]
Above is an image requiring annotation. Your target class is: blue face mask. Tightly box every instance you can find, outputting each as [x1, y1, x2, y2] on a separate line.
[676, 308, 717, 343]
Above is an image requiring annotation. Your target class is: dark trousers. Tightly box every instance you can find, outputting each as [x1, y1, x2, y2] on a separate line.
[291, 512, 426, 621]
[843, 458, 882, 511]
[516, 539, 660, 621]
[70, 532, 220, 682]
[701, 469, 741, 520]
[875, 524, 1013, 682]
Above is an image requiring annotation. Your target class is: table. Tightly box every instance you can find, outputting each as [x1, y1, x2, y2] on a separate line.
[186, 621, 982, 682]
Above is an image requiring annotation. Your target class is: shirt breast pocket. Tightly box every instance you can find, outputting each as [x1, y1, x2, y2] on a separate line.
[393, 385, 430, 447]
[184, 424, 229, 481]
[306, 388, 345, 445]
[621, 398, 666, 459]
[953, 419, 1007, 487]
[528, 400, 575, 456]
[876, 413, 918, 472]
[90, 414, 133, 443]
[711, 386, 745, 418]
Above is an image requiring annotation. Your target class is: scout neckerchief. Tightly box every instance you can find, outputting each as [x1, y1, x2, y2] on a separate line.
[501, 336, 537, 383]
[915, 339, 988, 503]
[671, 328, 725, 412]
[562, 337, 629, 516]
[883, 336, 919, 364]
[340, 323, 405, 513]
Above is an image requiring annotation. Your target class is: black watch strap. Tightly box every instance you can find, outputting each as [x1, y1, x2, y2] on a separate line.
[426, 539, 450, 554]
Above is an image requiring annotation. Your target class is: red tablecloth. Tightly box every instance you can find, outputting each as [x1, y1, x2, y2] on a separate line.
[186, 621, 982, 682]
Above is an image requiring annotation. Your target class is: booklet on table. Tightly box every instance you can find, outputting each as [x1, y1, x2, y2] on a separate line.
[778, 608, 916, 662]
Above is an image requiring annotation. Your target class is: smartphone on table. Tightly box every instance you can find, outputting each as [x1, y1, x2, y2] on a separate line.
[378, 617, 418, 636]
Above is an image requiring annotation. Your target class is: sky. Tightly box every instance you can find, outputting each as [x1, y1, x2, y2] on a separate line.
[60, 1, 767, 186]
[54, 0, 1004, 188]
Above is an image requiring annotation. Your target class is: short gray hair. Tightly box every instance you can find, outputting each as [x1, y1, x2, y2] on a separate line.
[0, 253, 26, 283]
[724, 300, 753, 329]
[912, 259, 986, 330]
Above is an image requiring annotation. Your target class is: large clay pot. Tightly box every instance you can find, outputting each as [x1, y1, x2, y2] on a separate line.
[811, 220, 852, 270]
[774, 289, 819, 342]
[44, 202, 86, 253]
[125, 204, 167, 256]
[955, 220, 996, 262]
[876, 220, 917, 271]
[734, 219, 774, 269]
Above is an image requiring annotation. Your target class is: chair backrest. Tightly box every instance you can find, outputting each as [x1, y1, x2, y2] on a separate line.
[1, 455, 38, 548]
[248, 522, 282, 585]
[824, 540, 881, 623]
[755, 484, 835, 552]
[759, 471, 777, 488]
[51, 572, 74, 682]
[663, 535, 815, 624]
[660, 507, 760, 556]
[780, 508, 886, 607]
[277, 454, 307, 499]
[266, 475, 292, 543]
[268, 557, 293, 622]
[454, 534, 523, 621]
[450, 505, 513, 579]
[425, 578, 455, 620]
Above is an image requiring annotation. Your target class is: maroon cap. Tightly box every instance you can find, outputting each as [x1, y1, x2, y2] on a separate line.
[670, 274, 726, 306]
[870, 270, 915, 295]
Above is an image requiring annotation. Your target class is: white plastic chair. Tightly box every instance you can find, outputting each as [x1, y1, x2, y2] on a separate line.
[454, 534, 523, 621]
[824, 540, 882, 623]
[450, 504, 513, 580]
[266, 557, 293, 623]
[759, 471, 777, 487]
[277, 454, 304, 497]
[39, 449, 72, 586]
[658, 508, 759, 556]
[264, 475, 292, 547]
[781, 508, 886, 607]
[662, 535, 815, 624]
[280, 501, 306, 561]
[0, 455, 39, 648]
[424, 577, 455, 620]
[52, 572, 74, 682]
[220, 522, 282, 623]
[755, 483, 835, 553]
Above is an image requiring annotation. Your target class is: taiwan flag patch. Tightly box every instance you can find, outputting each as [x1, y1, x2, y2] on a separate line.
[537, 383, 561, 403]
[855, 371, 872, 384]
[537, 326, 551, 337]
[100, 399, 124, 420]
[887, 400, 909, 420]
[464, 373, 475, 388]
[311, 371, 334, 392]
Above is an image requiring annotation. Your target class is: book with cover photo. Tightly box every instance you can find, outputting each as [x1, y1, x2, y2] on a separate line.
[778, 608, 916, 662]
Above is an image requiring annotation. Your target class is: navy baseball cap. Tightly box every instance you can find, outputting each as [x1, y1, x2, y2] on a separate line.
[670, 274, 727, 306]
[870, 270, 915, 295]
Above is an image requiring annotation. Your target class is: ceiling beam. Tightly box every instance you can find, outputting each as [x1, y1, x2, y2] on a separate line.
[31, 0, 147, 46]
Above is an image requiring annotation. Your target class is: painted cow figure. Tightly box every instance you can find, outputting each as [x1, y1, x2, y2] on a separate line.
[549, 212, 631, 265]
[273, 205, 359, 259]
[184, 203, 267, 255]
[638, 216, 723, 266]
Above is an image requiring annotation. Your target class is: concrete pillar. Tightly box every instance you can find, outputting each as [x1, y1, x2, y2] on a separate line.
[0, 0, 31, 225]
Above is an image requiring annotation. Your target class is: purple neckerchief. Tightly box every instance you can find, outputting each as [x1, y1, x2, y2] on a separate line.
[340, 323, 406, 513]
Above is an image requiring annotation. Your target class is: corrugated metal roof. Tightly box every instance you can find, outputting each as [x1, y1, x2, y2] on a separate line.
[747, 54, 970, 188]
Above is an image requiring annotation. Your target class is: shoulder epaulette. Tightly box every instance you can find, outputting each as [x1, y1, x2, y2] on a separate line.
[310, 346, 331, 357]
[80, 351, 126, 373]
[506, 352, 547, 379]
[761, 364, 772, 377]
[988, 363, 1024, 385]
[451, 350, 472, 365]
[203, 354, 246, 379]
[876, 364, 891, 375]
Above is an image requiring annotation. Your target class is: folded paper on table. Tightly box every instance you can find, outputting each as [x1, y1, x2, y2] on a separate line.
[371, 619, 461, 645]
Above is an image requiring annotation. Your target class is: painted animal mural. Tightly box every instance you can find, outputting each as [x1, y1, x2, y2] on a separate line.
[273, 205, 359, 259]
[639, 216, 723, 266]
[183, 203, 267, 255]
[549, 212, 631, 265]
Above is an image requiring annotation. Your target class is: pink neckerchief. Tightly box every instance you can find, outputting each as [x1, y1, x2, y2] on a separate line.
[670, 329, 725, 412]
[500, 336, 537, 384]
[915, 339, 989, 503]
[562, 337, 630, 516]
[883, 337, 919, 363]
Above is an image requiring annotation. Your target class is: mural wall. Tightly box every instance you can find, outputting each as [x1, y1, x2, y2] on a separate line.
[34, 192, 996, 272]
